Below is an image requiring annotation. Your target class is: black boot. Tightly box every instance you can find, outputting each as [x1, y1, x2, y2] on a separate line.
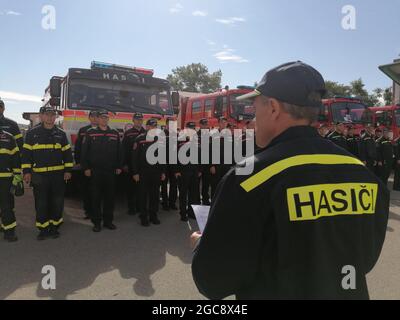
[180, 214, 188, 222]
[37, 228, 49, 241]
[4, 229, 18, 242]
[140, 215, 150, 227]
[92, 224, 102, 232]
[150, 215, 161, 225]
[103, 223, 117, 230]
[49, 226, 60, 239]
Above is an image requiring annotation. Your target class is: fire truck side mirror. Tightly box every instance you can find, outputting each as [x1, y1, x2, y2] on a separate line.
[171, 92, 180, 107]
[49, 97, 61, 107]
[50, 78, 62, 98]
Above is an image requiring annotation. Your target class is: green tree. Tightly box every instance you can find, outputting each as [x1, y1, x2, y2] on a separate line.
[384, 88, 393, 105]
[167, 63, 222, 93]
[349, 79, 380, 106]
[324, 81, 352, 98]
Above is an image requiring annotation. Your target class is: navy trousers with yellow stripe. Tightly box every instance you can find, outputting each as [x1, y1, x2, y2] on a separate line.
[0, 178, 17, 231]
[32, 172, 65, 230]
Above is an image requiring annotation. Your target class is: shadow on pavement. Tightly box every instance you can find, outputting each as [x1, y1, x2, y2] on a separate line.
[0, 190, 194, 300]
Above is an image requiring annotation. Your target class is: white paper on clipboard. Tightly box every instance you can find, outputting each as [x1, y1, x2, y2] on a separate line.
[191, 205, 210, 233]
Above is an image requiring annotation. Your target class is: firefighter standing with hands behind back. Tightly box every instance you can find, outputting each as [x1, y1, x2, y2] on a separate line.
[74, 110, 99, 220]
[122, 113, 145, 216]
[80, 110, 123, 233]
[132, 119, 166, 227]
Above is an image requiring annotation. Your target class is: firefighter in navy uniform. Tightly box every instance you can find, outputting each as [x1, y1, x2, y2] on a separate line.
[346, 125, 359, 158]
[22, 107, 73, 240]
[198, 118, 211, 205]
[0, 99, 23, 231]
[393, 136, 400, 191]
[122, 113, 145, 215]
[0, 128, 21, 242]
[191, 61, 389, 300]
[359, 124, 378, 172]
[80, 110, 123, 232]
[376, 128, 394, 186]
[210, 117, 232, 199]
[0, 99, 23, 151]
[175, 122, 201, 222]
[132, 119, 166, 226]
[74, 110, 99, 219]
[327, 122, 348, 151]
[161, 117, 178, 211]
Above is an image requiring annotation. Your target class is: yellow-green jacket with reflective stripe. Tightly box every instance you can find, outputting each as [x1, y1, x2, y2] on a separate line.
[192, 126, 389, 300]
[0, 115, 23, 151]
[0, 129, 21, 178]
[22, 125, 73, 174]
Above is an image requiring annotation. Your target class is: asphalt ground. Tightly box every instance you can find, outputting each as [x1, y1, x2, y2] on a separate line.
[0, 180, 399, 300]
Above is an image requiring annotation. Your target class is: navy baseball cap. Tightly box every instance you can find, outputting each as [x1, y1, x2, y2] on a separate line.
[40, 106, 57, 114]
[236, 61, 326, 108]
[199, 118, 209, 125]
[146, 118, 158, 126]
[186, 122, 196, 129]
[89, 110, 99, 117]
[97, 110, 109, 117]
[133, 112, 144, 120]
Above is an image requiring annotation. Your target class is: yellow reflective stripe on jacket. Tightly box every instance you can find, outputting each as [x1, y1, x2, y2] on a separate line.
[50, 218, 64, 226]
[23, 143, 33, 150]
[0, 147, 18, 155]
[22, 164, 32, 169]
[33, 165, 65, 173]
[62, 144, 71, 152]
[13, 168, 22, 174]
[64, 162, 73, 168]
[14, 134, 23, 140]
[32, 143, 62, 150]
[36, 221, 50, 228]
[241, 154, 365, 193]
[2, 222, 17, 230]
[0, 172, 13, 178]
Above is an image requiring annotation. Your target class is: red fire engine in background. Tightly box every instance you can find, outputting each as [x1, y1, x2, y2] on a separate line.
[317, 96, 372, 135]
[178, 86, 255, 129]
[369, 105, 400, 139]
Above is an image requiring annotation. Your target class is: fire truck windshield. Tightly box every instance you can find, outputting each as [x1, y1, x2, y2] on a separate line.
[395, 109, 400, 127]
[68, 79, 173, 115]
[230, 94, 255, 118]
[331, 102, 371, 124]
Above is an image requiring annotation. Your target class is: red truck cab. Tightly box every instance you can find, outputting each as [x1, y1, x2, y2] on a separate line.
[317, 96, 371, 135]
[178, 86, 255, 129]
[369, 105, 400, 139]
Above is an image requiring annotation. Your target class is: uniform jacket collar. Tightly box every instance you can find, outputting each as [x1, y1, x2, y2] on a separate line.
[267, 126, 320, 149]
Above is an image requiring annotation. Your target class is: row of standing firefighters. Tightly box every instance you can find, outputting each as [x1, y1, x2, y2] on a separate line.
[2, 103, 398, 242]
[0, 102, 253, 241]
[319, 121, 400, 188]
[75, 111, 252, 231]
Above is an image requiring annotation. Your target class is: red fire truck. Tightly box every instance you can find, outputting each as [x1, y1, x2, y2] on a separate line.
[178, 86, 255, 129]
[179, 88, 371, 134]
[317, 96, 372, 135]
[368, 105, 400, 139]
[40, 61, 180, 147]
